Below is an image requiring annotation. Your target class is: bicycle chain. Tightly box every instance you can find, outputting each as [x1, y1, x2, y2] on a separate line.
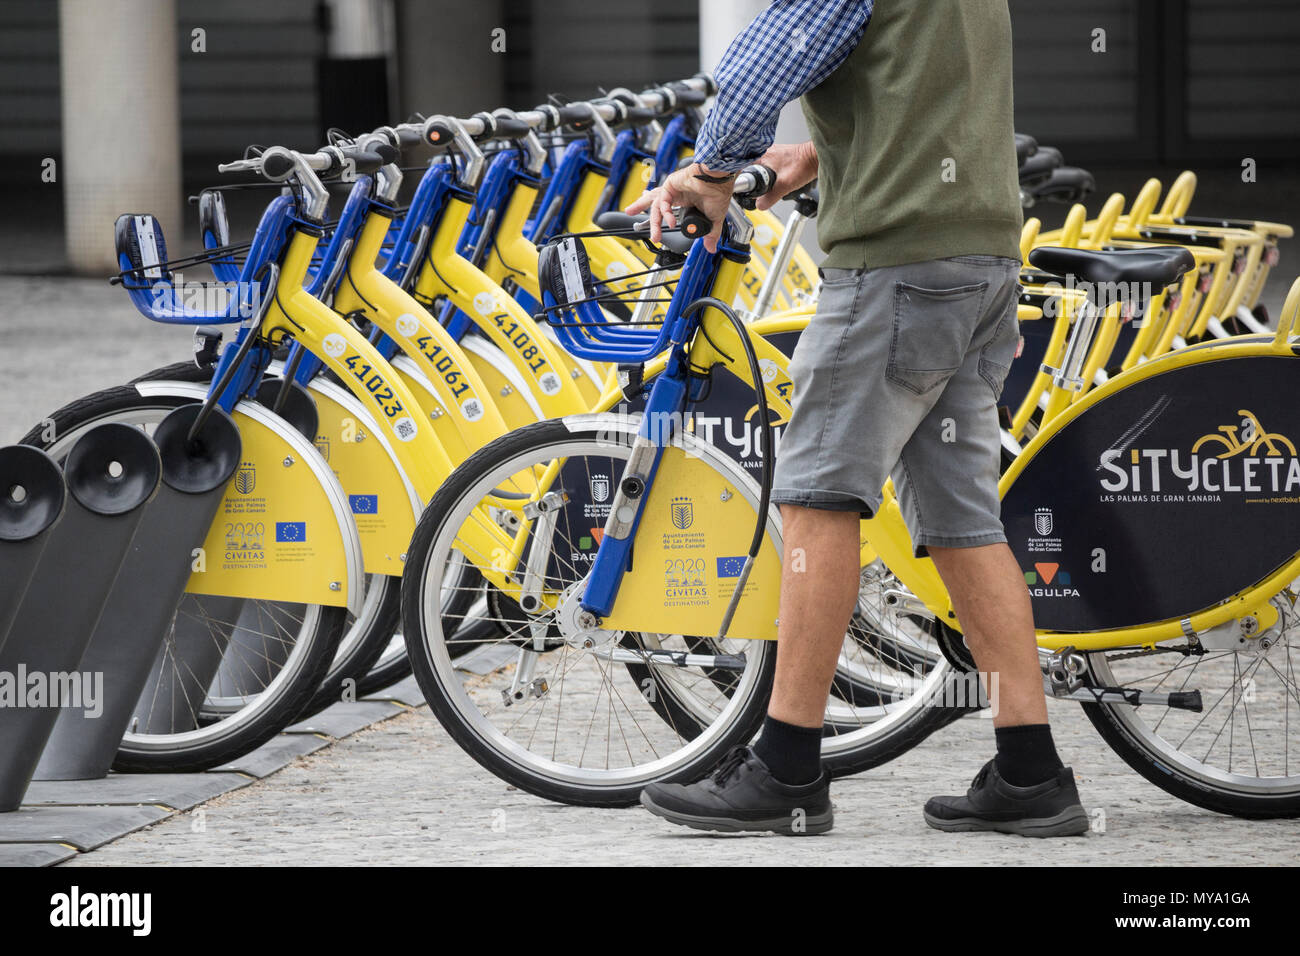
[1103, 645, 1194, 662]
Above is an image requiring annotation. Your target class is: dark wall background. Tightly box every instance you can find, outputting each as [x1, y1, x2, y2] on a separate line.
[1, 0, 1297, 272]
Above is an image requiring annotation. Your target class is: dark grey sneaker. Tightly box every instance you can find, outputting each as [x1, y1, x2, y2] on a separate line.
[924, 760, 1089, 837]
[640, 747, 833, 835]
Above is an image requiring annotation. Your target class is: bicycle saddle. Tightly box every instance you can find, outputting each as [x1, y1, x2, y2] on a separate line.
[593, 210, 696, 255]
[1019, 146, 1062, 188]
[1028, 245, 1196, 289]
[1028, 166, 1095, 205]
[1015, 132, 1038, 166]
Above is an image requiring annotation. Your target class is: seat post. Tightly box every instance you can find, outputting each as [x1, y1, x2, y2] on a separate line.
[1046, 292, 1101, 393]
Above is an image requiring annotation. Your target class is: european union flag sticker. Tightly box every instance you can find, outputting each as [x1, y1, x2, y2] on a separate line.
[349, 494, 378, 514]
[276, 521, 306, 542]
[716, 555, 747, 578]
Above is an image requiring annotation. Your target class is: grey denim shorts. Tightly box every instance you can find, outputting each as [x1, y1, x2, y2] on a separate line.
[770, 255, 1022, 556]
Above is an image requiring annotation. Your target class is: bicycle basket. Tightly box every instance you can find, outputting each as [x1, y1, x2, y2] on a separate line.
[114, 212, 263, 326]
[536, 234, 676, 363]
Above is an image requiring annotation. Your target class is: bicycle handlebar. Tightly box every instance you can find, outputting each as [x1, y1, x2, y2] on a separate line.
[424, 74, 713, 147]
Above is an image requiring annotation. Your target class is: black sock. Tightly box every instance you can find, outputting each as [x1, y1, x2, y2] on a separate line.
[994, 723, 1065, 786]
[752, 715, 823, 785]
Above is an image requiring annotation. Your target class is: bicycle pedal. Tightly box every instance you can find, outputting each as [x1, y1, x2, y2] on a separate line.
[1060, 686, 1203, 713]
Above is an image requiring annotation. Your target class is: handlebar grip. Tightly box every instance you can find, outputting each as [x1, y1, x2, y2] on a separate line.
[488, 113, 532, 139]
[621, 106, 658, 126]
[678, 207, 713, 241]
[557, 102, 595, 129]
[261, 152, 295, 180]
[692, 72, 719, 96]
[395, 126, 424, 150]
[349, 150, 389, 175]
[739, 164, 777, 198]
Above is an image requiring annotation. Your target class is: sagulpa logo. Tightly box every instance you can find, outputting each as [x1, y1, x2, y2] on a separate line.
[1024, 562, 1079, 597]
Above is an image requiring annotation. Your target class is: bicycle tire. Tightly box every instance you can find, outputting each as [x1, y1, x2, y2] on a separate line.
[1081, 637, 1300, 818]
[401, 418, 776, 806]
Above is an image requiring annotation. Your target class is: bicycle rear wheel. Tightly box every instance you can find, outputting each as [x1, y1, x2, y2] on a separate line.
[1081, 589, 1300, 817]
[401, 418, 775, 806]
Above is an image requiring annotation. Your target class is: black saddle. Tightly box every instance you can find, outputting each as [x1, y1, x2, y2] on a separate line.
[1028, 245, 1196, 289]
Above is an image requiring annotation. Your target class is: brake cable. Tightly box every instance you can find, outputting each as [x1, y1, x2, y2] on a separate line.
[678, 294, 773, 641]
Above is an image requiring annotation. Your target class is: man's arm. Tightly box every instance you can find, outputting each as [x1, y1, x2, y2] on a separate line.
[693, 0, 874, 172]
[628, 0, 871, 250]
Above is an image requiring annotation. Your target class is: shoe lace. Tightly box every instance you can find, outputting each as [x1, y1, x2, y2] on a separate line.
[711, 747, 751, 787]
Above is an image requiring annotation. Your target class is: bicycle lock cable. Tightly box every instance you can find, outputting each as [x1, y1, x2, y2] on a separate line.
[678, 294, 773, 642]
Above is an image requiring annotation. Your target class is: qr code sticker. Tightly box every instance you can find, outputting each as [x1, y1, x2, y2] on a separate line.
[393, 417, 417, 442]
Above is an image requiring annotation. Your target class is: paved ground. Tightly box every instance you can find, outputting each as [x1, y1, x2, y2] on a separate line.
[0, 275, 195, 446]
[61, 702, 1298, 866]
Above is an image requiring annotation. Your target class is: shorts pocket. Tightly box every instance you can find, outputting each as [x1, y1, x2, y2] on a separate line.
[978, 298, 1022, 397]
[818, 267, 865, 290]
[887, 280, 988, 395]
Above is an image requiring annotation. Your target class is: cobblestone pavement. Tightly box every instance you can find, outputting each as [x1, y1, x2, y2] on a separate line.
[4, 274, 1298, 866]
[63, 703, 1297, 866]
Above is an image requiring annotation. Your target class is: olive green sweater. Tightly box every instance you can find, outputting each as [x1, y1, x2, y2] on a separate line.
[800, 0, 1023, 269]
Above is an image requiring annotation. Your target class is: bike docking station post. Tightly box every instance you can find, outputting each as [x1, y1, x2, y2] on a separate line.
[0, 446, 67, 648]
[0, 423, 160, 810]
[33, 403, 241, 782]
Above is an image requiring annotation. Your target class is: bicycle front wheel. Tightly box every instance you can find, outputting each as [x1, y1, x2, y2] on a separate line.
[401, 418, 776, 806]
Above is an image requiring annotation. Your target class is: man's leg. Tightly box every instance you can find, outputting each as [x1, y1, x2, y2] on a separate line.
[920, 547, 1087, 837]
[741, 505, 861, 788]
[766, 505, 862, 727]
[635, 503, 853, 834]
[926, 541, 1045, 728]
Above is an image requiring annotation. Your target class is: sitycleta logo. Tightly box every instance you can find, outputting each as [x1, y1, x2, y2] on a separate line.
[1099, 409, 1299, 503]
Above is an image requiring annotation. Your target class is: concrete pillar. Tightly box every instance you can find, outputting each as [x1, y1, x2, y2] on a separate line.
[394, 0, 504, 119]
[700, 0, 809, 145]
[319, 0, 394, 137]
[59, 0, 181, 275]
[324, 0, 390, 59]
[701, 0, 821, 259]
